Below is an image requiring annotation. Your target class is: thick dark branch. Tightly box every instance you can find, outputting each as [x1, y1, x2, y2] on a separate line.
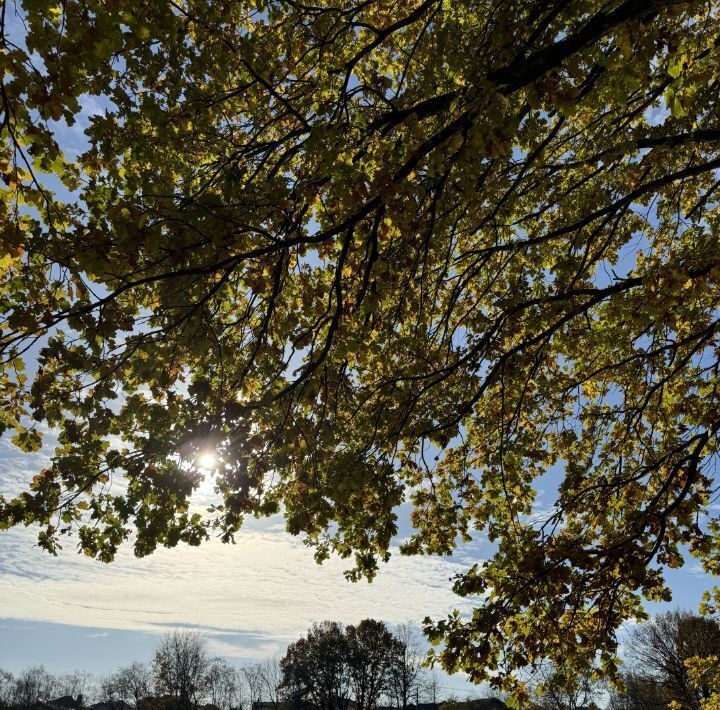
[489, 0, 691, 91]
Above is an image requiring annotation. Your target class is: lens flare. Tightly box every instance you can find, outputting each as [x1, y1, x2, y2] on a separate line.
[197, 452, 217, 470]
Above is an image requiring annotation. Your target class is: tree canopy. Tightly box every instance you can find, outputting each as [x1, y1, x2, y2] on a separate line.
[609, 610, 720, 710]
[279, 619, 428, 710]
[2, 0, 720, 699]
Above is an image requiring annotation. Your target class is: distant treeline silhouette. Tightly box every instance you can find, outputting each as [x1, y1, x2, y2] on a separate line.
[0, 621, 503, 710]
[3, 611, 719, 710]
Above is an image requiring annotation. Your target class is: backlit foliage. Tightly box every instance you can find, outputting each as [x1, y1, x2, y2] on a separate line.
[2, 0, 720, 698]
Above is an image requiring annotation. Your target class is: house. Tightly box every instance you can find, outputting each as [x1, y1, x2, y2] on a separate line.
[89, 701, 134, 710]
[46, 698, 81, 710]
[138, 699, 222, 710]
[439, 700, 506, 710]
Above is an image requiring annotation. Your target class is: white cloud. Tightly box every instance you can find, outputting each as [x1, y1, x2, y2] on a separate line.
[0, 523, 475, 644]
[0, 523, 481, 697]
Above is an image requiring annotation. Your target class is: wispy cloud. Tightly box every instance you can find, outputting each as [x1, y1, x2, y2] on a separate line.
[0, 523, 474, 643]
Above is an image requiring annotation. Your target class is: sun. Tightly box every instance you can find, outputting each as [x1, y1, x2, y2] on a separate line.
[197, 452, 217, 470]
